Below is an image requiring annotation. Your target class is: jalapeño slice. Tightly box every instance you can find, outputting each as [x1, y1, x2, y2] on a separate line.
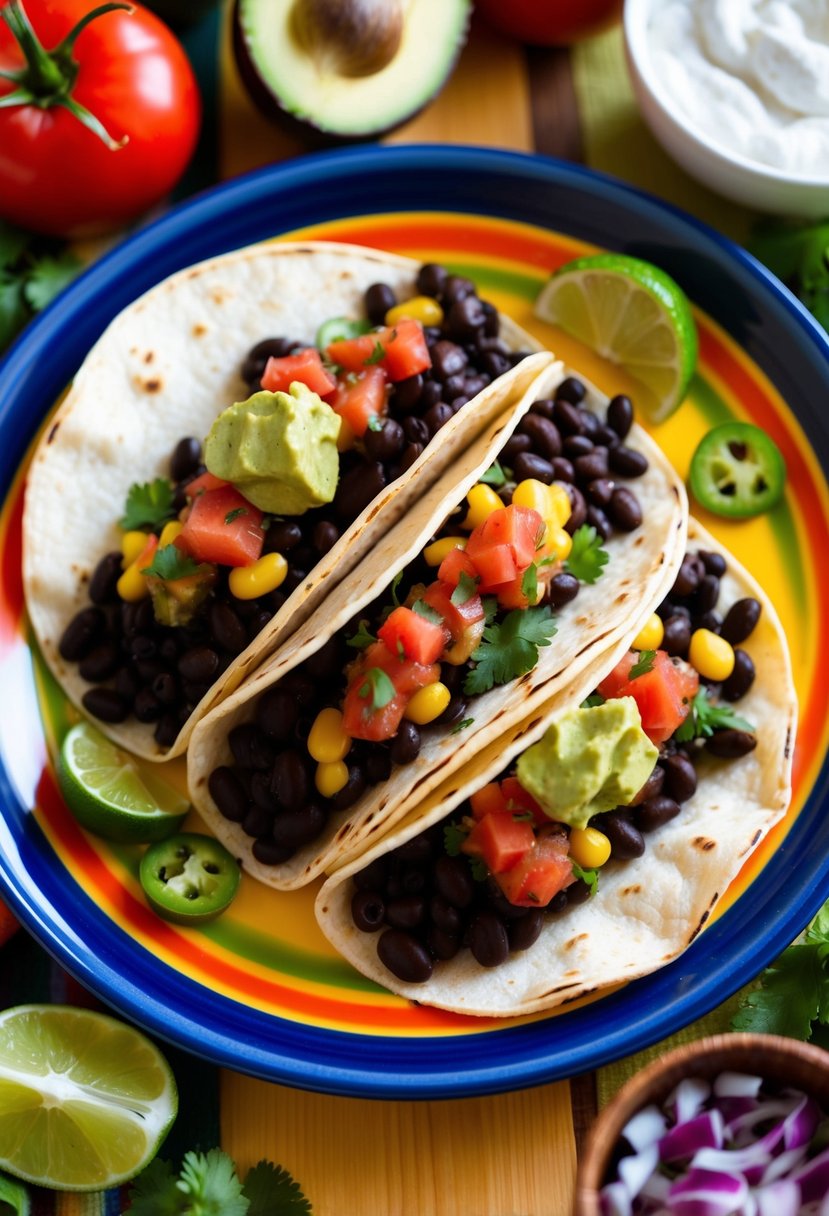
[139, 832, 240, 925]
[689, 422, 785, 519]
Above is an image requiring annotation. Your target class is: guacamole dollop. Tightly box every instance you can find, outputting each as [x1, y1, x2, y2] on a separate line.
[515, 697, 658, 831]
[204, 383, 341, 514]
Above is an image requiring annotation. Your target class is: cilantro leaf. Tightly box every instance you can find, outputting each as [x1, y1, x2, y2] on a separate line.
[450, 716, 475, 734]
[127, 1158, 187, 1216]
[450, 570, 479, 606]
[176, 1149, 248, 1216]
[580, 692, 605, 709]
[0, 224, 81, 353]
[732, 943, 829, 1040]
[521, 562, 539, 604]
[23, 251, 81, 312]
[468, 855, 488, 882]
[479, 460, 507, 487]
[142, 545, 201, 581]
[346, 620, 376, 650]
[363, 340, 385, 366]
[243, 1160, 312, 1216]
[571, 861, 599, 897]
[564, 525, 609, 585]
[443, 820, 469, 856]
[390, 571, 404, 607]
[674, 687, 755, 744]
[463, 606, 557, 696]
[225, 507, 248, 525]
[412, 599, 443, 625]
[366, 414, 383, 432]
[121, 478, 176, 531]
[358, 667, 396, 712]
[628, 649, 656, 679]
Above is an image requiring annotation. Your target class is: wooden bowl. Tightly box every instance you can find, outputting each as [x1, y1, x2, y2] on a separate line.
[574, 1033, 829, 1215]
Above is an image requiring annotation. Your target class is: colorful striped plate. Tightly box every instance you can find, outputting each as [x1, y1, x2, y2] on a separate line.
[1, 147, 827, 1097]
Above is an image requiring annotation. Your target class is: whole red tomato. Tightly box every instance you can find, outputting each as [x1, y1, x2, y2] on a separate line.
[474, 0, 622, 46]
[0, 0, 201, 237]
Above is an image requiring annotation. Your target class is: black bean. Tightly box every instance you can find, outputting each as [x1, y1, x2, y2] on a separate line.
[608, 487, 642, 532]
[79, 642, 120, 683]
[130, 635, 157, 663]
[81, 687, 130, 723]
[694, 574, 720, 615]
[586, 477, 614, 508]
[563, 435, 593, 462]
[417, 263, 447, 297]
[390, 721, 421, 766]
[518, 414, 562, 459]
[722, 649, 756, 702]
[574, 449, 609, 482]
[705, 729, 757, 758]
[386, 895, 426, 930]
[443, 373, 465, 401]
[243, 804, 273, 839]
[331, 765, 368, 811]
[482, 350, 511, 378]
[209, 602, 248, 654]
[365, 750, 393, 785]
[378, 929, 433, 983]
[88, 552, 123, 605]
[631, 764, 665, 804]
[427, 927, 461, 960]
[441, 274, 476, 306]
[662, 755, 697, 804]
[511, 452, 554, 484]
[265, 520, 302, 552]
[508, 909, 545, 953]
[553, 398, 584, 435]
[672, 556, 702, 598]
[333, 461, 386, 521]
[446, 294, 486, 342]
[608, 445, 649, 478]
[430, 894, 462, 934]
[434, 854, 475, 909]
[270, 750, 309, 813]
[585, 505, 612, 541]
[255, 687, 299, 742]
[181, 677, 212, 706]
[270, 803, 327, 851]
[699, 550, 727, 577]
[720, 598, 762, 646]
[209, 766, 249, 822]
[565, 880, 592, 907]
[304, 637, 343, 682]
[240, 337, 296, 384]
[555, 376, 586, 405]
[579, 408, 601, 438]
[546, 572, 579, 608]
[252, 838, 294, 866]
[59, 607, 105, 662]
[365, 418, 405, 462]
[600, 813, 645, 859]
[594, 424, 621, 448]
[282, 672, 316, 707]
[437, 694, 468, 728]
[151, 673, 178, 706]
[132, 687, 162, 722]
[482, 878, 528, 921]
[229, 723, 275, 770]
[400, 865, 427, 895]
[170, 436, 202, 482]
[468, 911, 509, 968]
[365, 282, 396, 326]
[500, 433, 532, 464]
[547, 890, 569, 914]
[431, 339, 467, 381]
[563, 484, 588, 533]
[662, 614, 691, 657]
[352, 889, 386, 932]
[277, 573, 304, 600]
[607, 394, 634, 438]
[354, 857, 389, 893]
[154, 714, 182, 748]
[115, 666, 141, 701]
[549, 457, 574, 485]
[696, 610, 722, 634]
[251, 770, 276, 811]
[636, 795, 681, 833]
[529, 397, 557, 420]
[177, 646, 220, 684]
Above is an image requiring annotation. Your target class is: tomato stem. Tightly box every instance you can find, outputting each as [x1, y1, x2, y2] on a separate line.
[0, 0, 132, 149]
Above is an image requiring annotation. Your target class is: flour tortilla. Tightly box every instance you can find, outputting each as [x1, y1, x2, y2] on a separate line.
[187, 363, 688, 889]
[22, 240, 551, 761]
[315, 519, 796, 1017]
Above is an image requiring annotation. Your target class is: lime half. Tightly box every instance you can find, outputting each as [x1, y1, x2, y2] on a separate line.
[0, 1005, 177, 1191]
[534, 253, 698, 423]
[58, 721, 189, 843]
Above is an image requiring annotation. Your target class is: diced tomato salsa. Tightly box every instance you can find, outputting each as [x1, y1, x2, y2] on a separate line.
[598, 649, 699, 745]
[261, 348, 337, 398]
[342, 641, 440, 741]
[176, 486, 265, 568]
[326, 319, 431, 382]
[330, 366, 389, 438]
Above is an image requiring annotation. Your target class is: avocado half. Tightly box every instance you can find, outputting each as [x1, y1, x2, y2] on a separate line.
[233, 0, 472, 143]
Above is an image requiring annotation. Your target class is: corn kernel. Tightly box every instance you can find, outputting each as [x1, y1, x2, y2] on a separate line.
[308, 707, 352, 764]
[512, 478, 551, 517]
[116, 562, 150, 603]
[404, 682, 451, 725]
[228, 553, 288, 601]
[632, 613, 664, 651]
[423, 536, 467, 567]
[547, 483, 572, 528]
[158, 520, 184, 548]
[569, 826, 612, 870]
[462, 483, 503, 530]
[385, 296, 444, 327]
[689, 628, 735, 682]
[315, 760, 350, 799]
[121, 530, 149, 567]
[546, 527, 572, 561]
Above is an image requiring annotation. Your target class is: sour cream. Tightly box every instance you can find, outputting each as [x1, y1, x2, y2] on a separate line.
[647, 0, 829, 179]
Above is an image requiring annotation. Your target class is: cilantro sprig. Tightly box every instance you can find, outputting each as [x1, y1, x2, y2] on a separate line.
[628, 650, 656, 679]
[463, 606, 557, 695]
[358, 667, 396, 713]
[142, 545, 201, 582]
[127, 1149, 311, 1216]
[571, 861, 599, 897]
[121, 478, 176, 532]
[346, 620, 376, 650]
[0, 220, 80, 352]
[451, 571, 479, 606]
[674, 687, 755, 744]
[732, 903, 829, 1043]
[564, 525, 609, 585]
[479, 460, 508, 488]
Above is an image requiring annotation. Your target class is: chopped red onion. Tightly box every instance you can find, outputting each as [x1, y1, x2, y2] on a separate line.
[660, 1110, 724, 1162]
[622, 1104, 668, 1152]
[669, 1077, 712, 1124]
[668, 1165, 750, 1214]
[752, 1177, 800, 1216]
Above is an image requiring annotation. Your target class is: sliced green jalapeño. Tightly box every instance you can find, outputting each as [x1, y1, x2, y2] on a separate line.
[689, 421, 786, 519]
[139, 832, 240, 925]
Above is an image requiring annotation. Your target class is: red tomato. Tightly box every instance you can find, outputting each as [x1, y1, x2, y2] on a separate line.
[184, 471, 228, 500]
[598, 650, 699, 745]
[261, 349, 337, 398]
[500, 776, 548, 827]
[422, 580, 485, 640]
[177, 486, 264, 568]
[469, 505, 543, 570]
[330, 366, 389, 437]
[462, 812, 536, 875]
[0, 0, 201, 237]
[495, 834, 574, 908]
[326, 319, 431, 382]
[437, 546, 477, 588]
[377, 606, 448, 665]
[469, 782, 507, 820]
[474, 0, 622, 47]
[342, 641, 439, 741]
[467, 543, 518, 592]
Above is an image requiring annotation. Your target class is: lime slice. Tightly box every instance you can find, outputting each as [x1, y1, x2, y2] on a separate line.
[57, 721, 189, 843]
[534, 253, 698, 423]
[0, 1005, 177, 1191]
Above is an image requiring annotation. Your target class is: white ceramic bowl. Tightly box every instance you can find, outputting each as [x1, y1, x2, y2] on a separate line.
[623, 0, 829, 218]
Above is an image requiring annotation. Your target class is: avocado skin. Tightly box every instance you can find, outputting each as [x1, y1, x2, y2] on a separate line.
[232, 0, 471, 146]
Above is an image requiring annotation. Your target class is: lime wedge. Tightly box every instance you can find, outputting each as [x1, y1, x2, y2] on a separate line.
[0, 1005, 177, 1191]
[534, 253, 698, 423]
[57, 721, 189, 843]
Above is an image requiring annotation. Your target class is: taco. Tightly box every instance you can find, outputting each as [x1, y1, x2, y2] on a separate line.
[22, 240, 550, 761]
[186, 366, 687, 889]
[314, 520, 796, 1016]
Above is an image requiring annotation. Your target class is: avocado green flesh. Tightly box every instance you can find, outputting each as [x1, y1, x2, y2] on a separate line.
[237, 0, 471, 136]
[515, 698, 659, 832]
